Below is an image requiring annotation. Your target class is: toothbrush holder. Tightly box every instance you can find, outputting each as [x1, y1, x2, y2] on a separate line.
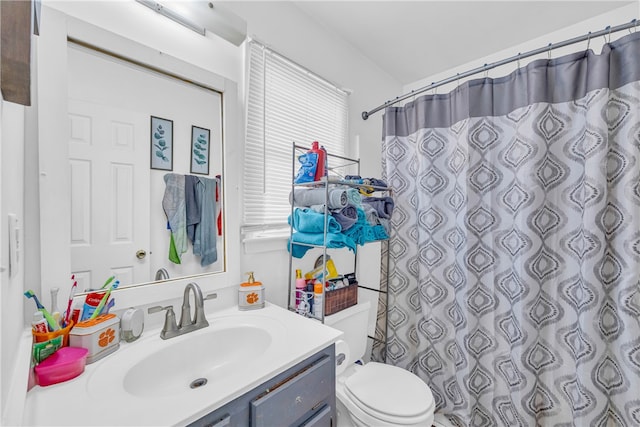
[32, 321, 75, 347]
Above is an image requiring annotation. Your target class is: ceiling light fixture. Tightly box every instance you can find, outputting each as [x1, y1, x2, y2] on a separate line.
[136, 0, 206, 36]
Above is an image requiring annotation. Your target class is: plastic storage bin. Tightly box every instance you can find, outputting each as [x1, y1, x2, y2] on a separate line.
[34, 346, 89, 386]
[69, 313, 120, 364]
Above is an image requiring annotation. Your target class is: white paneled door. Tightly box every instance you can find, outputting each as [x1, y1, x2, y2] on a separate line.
[67, 99, 150, 290]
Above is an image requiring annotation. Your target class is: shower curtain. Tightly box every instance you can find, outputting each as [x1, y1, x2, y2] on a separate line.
[375, 32, 640, 426]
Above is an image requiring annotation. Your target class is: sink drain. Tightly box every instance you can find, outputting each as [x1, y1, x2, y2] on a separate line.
[190, 378, 208, 389]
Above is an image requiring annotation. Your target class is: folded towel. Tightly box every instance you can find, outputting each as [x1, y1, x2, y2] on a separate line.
[289, 208, 341, 234]
[163, 173, 187, 263]
[362, 196, 394, 219]
[345, 188, 362, 207]
[332, 205, 358, 231]
[362, 203, 380, 226]
[287, 231, 356, 258]
[290, 188, 348, 209]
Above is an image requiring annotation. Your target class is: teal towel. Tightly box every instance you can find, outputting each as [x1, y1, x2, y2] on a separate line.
[287, 231, 356, 258]
[288, 208, 342, 234]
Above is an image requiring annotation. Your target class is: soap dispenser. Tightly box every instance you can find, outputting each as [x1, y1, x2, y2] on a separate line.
[238, 272, 265, 311]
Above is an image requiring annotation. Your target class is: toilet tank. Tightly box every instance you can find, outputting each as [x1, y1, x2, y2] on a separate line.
[324, 301, 371, 363]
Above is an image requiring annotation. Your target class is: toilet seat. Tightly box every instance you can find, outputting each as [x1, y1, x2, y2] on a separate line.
[340, 362, 435, 425]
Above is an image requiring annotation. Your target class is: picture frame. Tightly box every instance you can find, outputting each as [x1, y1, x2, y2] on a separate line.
[190, 125, 211, 175]
[150, 116, 173, 170]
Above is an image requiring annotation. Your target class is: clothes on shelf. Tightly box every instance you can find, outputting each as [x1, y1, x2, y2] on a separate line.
[287, 184, 393, 258]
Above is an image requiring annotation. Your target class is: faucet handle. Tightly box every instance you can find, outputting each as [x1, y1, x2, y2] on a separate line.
[148, 305, 180, 340]
[148, 305, 171, 314]
[204, 293, 217, 301]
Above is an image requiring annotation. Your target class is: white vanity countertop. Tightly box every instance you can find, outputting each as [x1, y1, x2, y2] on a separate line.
[22, 303, 342, 426]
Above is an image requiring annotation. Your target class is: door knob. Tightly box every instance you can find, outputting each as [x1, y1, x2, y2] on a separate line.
[136, 249, 147, 259]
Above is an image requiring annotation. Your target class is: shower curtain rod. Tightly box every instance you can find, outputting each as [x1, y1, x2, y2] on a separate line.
[362, 19, 639, 120]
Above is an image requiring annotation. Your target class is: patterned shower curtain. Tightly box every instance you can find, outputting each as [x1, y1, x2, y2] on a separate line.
[375, 32, 640, 426]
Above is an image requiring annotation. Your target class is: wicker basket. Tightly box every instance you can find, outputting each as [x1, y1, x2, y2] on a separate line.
[325, 282, 358, 316]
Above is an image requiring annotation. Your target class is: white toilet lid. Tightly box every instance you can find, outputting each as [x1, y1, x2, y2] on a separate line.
[344, 362, 435, 423]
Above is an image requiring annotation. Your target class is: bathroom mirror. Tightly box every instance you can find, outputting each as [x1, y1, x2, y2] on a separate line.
[37, 11, 234, 296]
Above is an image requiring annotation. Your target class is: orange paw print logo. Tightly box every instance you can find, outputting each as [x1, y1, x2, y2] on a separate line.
[246, 292, 259, 304]
[98, 328, 116, 348]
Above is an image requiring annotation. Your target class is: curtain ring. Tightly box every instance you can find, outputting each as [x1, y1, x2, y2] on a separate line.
[603, 25, 611, 43]
[517, 53, 521, 69]
[484, 64, 488, 78]
[456, 73, 460, 89]
[586, 32, 591, 51]
[547, 43, 552, 60]
[608, 25, 612, 43]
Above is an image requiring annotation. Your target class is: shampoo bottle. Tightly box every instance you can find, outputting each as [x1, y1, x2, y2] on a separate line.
[295, 269, 306, 308]
[313, 282, 324, 320]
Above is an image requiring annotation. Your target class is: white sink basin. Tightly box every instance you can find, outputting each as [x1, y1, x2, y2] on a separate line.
[86, 312, 288, 401]
[123, 324, 272, 398]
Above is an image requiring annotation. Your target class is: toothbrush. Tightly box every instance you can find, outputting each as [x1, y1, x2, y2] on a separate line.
[24, 290, 60, 331]
[63, 281, 78, 325]
[101, 275, 115, 290]
[89, 280, 119, 320]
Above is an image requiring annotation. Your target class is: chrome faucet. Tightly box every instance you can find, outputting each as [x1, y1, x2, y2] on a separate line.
[154, 268, 170, 281]
[148, 282, 217, 340]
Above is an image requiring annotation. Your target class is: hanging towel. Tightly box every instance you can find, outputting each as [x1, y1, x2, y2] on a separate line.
[287, 231, 356, 258]
[162, 173, 187, 263]
[288, 208, 342, 234]
[290, 188, 348, 209]
[193, 177, 218, 266]
[185, 175, 201, 244]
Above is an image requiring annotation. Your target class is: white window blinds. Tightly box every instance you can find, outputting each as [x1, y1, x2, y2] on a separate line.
[243, 41, 349, 228]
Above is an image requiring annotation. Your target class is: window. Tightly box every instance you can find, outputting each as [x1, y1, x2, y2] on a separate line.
[243, 40, 349, 232]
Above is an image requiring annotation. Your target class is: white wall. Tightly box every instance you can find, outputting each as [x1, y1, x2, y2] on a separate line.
[403, 4, 638, 99]
[0, 99, 27, 419]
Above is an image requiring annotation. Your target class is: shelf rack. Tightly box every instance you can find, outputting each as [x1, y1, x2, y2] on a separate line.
[287, 142, 390, 355]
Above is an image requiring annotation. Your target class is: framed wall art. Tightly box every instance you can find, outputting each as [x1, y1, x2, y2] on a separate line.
[191, 125, 210, 175]
[150, 116, 173, 170]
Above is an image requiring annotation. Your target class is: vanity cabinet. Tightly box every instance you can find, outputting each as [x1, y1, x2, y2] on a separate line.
[190, 344, 336, 427]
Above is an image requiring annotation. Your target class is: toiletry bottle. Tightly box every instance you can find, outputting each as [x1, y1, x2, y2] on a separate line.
[295, 269, 306, 308]
[306, 281, 314, 314]
[31, 311, 49, 333]
[310, 141, 325, 182]
[50, 287, 61, 327]
[313, 282, 324, 320]
[320, 145, 328, 178]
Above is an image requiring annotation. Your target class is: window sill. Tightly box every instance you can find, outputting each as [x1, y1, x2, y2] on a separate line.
[242, 231, 290, 254]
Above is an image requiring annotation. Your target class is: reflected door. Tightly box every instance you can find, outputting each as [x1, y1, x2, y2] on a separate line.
[67, 99, 150, 290]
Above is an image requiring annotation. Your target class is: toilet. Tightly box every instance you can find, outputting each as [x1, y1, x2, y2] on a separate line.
[324, 301, 435, 427]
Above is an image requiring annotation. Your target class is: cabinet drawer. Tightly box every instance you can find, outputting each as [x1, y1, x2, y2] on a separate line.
[300, 404, 332, 427]
[251, 354, 333, 426]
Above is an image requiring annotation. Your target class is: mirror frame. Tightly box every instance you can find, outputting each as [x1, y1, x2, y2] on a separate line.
[36, 8, 240, 299]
